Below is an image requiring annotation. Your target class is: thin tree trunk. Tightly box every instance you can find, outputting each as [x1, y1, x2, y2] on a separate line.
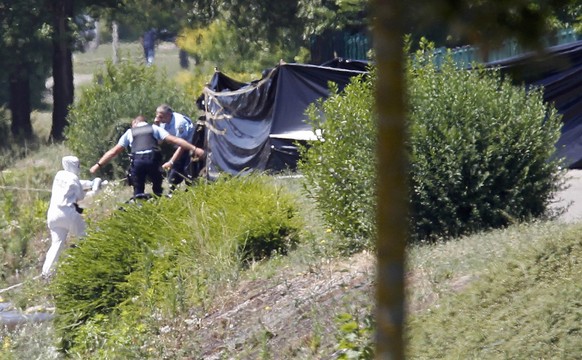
[8, 67, 33, 139]
[49, 0, 74, 142]
[372, 0, 407, 358]
[112, 21, 119, 64]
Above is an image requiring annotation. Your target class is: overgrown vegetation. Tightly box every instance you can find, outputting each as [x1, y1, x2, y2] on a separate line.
[299, 41, 564, 248]
[0, 38, 578, 359]
[408, 41, 564, 241]
[52, 175, 302, 356]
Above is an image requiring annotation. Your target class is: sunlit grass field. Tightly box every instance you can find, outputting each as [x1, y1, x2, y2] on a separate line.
[73, 41, 185, 78]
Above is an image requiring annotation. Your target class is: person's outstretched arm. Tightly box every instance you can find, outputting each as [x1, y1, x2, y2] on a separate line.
[90, 145, 125, 174]
[162, 134, 204, 169]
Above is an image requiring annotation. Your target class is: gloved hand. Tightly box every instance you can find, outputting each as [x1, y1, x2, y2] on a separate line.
[92, 177, 103, 192]
[85, 177, 107, 198]
[190, 147, 205, 162]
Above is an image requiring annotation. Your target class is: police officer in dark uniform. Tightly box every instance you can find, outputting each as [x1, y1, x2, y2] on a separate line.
[90, 115, 204, 197]
[128, 118, 164, 196]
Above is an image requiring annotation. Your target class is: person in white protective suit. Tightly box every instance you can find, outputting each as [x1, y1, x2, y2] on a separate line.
[41, 156, 102, 278]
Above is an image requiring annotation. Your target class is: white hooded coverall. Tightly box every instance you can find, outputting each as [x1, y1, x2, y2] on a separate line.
[42, 156, 87, 277]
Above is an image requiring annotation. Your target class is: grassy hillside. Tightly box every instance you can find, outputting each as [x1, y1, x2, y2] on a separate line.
[406, 220, 582, 358]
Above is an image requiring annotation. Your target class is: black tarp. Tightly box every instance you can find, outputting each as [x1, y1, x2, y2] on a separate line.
[486, 40, 582, 168]
[201, 62, 368, 176]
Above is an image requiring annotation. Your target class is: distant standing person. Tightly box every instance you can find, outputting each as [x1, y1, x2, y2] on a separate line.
[142, 28, 156, 65]
[90, 115, 203, 198]
[155, 104, 197, 188]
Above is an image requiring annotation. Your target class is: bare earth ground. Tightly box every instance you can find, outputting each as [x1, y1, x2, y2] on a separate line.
[161, 251, 376, 359]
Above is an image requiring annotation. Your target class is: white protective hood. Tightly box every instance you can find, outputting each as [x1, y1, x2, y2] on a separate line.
[62, 156, 80, 176]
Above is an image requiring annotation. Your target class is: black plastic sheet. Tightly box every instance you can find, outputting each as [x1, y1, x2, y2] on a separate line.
[202, 61, 367, 175]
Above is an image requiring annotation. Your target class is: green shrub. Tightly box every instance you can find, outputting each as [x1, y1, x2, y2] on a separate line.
[298, 75, 376, 254]
[52, 175, 302, 355]
[299, 42, 564, 245]
[64, 58, 199, 179]
[408, 43, 564, 241]
[335, 312, 374, 360]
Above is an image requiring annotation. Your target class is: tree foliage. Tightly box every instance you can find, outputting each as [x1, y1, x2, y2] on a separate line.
[0, 0, 52, 139]
[178, 20, 305, 73]
[404, 0, 580, 48]
[297, 0, 369, 37]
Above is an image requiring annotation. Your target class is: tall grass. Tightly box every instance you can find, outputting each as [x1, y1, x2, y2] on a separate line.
[406, 220, 582, 358]
[52, 175, 303, 355]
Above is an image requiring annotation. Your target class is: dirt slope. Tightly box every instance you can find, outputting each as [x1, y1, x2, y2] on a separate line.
[157, 251, 375, 359]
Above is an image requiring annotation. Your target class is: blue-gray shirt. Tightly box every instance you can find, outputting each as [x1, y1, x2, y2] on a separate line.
[160, 112, 194, 144]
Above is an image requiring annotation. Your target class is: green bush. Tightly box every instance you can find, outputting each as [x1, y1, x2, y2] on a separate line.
[299, 75, 376, 254]
[64, 58, 199, 179]
[408, 43, 564, 241]
[299, 42, 564, 245]
[52, 175, 302, 355]
[335, 312, 374, 359]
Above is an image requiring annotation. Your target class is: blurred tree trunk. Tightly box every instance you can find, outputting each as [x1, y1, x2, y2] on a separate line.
[371, 0, 407, 358]
[8, 66, 33, 139]
[49, 0, 74, 142]
[112, 21, 119, 64]
[369, 1, 568, 358]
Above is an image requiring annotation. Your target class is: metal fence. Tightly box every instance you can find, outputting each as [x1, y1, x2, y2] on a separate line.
[312, 28, 580, 66]
[343, 32, 370, 60]
[436, 28, 581, 67]
[309, 30, 370, 64]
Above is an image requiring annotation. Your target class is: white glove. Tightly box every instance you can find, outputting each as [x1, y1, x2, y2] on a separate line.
[92, 177, 103, 192]
[85, 178, 106, 198]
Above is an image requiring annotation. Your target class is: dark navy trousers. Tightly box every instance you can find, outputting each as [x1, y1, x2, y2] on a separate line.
[131, 152, 163, 196]
[168, 151, 191, 187]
